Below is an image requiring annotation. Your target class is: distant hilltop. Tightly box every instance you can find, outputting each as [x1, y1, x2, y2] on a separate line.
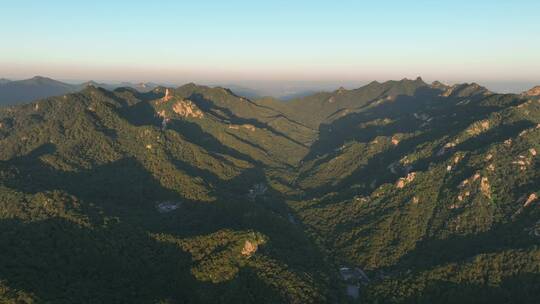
[0, 76, 160, 105]
[523, 85, 540, 96]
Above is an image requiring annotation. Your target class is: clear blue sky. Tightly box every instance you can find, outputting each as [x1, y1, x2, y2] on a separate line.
[1, 0, 539, 90]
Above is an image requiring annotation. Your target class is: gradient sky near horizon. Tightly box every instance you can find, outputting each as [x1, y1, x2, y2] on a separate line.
[1, 0, 540, 89]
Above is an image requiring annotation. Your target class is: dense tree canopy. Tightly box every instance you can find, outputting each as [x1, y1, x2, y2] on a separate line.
[0, 79, 539, 303]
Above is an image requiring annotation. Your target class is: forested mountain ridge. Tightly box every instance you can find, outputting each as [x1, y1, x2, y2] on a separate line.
[0, 76, 78, 105]
[286, 81, 540, 303]
[0, 76, 160, 106]
[0, 85, 338, 303]
[0, 79, 539, 303]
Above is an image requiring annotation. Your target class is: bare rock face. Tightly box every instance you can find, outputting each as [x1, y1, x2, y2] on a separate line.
[480, 177, 491, 199]
[172, 100, 204, 118]
[162, 88, 173, 102]
[228, 124, 256, 131]
[524, 193, 537, 207]
[242, 124, 256, 131]
[523, 86, 540, 96]
[241, 240, 258, 257]
[441, 86, 455, 97]
[396, 172, 416, 189]
[466, 120, 490, 136]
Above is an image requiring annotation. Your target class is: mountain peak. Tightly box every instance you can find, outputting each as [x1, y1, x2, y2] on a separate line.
[441, 82, 490, 98]
[431, 80, 449, 89]
[30, 75, 56, 83]
[523, 85, 540, 96]
[82, 80, 100, 87]
[336, 86, 347, 94]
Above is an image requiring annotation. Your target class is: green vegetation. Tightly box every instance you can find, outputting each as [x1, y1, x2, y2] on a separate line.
[0, 79, 539, 303]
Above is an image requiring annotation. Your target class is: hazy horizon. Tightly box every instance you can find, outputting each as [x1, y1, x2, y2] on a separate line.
[1, 1, 539, 95]
[2, 75, 537, 97]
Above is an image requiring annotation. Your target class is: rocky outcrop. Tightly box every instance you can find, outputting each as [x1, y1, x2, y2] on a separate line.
[480, 177, 491, 199]
[242, 124, 256, 131]
[228, 124, 256, 131]
[524, 193, 537, 207]
[431, 80, 449, 90]
[162, 88, 173, 102]
[466, 120, 490, 136]
[523, 86, 540, 96]
[173, 100, 204, 118]
[241, 240, 258, 257]
[442, 83, 491, 98]
[512, 154, 533, 171]
[396, 172, 416, 189]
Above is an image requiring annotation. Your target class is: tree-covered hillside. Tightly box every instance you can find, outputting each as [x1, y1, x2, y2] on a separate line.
[0, 79, 539, 303]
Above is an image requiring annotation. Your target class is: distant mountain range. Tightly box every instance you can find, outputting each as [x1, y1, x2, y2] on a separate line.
[0, 76, 341, 106]
[0, 76, 160, 105]
[3, 76, 539, 107]
[0, 76, 77, 105]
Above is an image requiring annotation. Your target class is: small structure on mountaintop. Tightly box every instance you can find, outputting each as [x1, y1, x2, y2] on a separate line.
[247, 183, 268, 201]
[156, 201, 182, 213]
[480, 177, 491, 199]
[339, 267, 370, 284]
[339, 266, 370, 299]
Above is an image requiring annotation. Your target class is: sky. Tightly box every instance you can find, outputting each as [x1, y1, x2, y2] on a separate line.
[1, 0, 540, 93]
